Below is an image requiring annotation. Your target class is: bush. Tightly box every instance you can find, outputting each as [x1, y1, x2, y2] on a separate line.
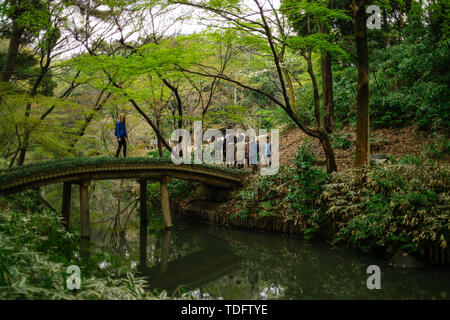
[233, 143, 329, 238]
[0, 193, 154, 299]
[322, 162, 449, 262]
[333, 34, 449, 129]
[330, 132, 353, 150]
[147, 149, 171, 160]
[421, 134, 450, 160]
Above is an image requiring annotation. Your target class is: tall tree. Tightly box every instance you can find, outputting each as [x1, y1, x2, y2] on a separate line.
[0, 0, 49, 82]
[281, 0, 348, 132]
[320, 22, 335, 131]
[169, 0, 340, 172]
[351, 0, 370, 167]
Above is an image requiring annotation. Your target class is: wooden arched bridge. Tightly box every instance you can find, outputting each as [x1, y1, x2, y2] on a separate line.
[0, 157, 247, 239]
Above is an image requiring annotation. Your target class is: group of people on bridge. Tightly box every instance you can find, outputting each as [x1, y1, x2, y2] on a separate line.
[114, 114, 272, 174]
[209, 134, 272, 174]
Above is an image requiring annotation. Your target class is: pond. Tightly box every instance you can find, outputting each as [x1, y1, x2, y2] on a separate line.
[89, 214, 450, 300]
[44, 180, 450, 300]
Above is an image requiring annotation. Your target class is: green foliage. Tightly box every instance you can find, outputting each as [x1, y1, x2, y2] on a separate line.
[0, 49, 57, 95]
[332, 67, 357, 127]
[0, 192, 154, 299]
[233, 145, 449, 263]
[327, 0, 450, 130]
[233, 143, 329, 237]
[421, 134, 450, 160]
[284, 143, 329, 237]
[330, 132, 353, 150]
[282, 0, 351, 59]
[147, 149, 172, 160]
[397, 154, 425, 165]
[322, 162, 449, 259]
[168, 179, 196, 200]
[371, 41, 449, 129]
[293, 85, 317, 126]
[0, 158, 8, 170]
[233, 172, 283, 219]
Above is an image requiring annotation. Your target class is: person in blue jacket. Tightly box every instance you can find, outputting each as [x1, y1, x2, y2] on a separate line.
[115, 114, 128, 157]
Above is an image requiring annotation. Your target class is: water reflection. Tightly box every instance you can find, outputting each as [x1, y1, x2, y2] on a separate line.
[138, 227, 241, 295]
[76, 180, 450, 300]
[90, 217, 450, 300]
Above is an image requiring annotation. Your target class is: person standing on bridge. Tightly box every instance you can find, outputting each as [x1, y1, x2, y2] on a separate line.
[249, 136, 258, 174]
[263, 136, 272, 167]
[115, 113, 128, 158]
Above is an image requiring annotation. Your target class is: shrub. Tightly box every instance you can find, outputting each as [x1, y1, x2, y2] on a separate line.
[330, 132, 353, 150]
[0, 193, 154, 299]
[233, 143, 329, 237]
[322, 162, 449, 263]
[421, 134, 450, 160]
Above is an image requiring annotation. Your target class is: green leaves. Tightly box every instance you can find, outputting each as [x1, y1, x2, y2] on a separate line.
[325, 161, 450, 262]
[287, 33, 349, 59]
[233, 143, 329, 235]
[281, 0, 351, 23]
[0, 192, 155, 299]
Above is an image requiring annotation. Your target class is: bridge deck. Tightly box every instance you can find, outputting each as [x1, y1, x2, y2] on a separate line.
[0, 157, 247, 194]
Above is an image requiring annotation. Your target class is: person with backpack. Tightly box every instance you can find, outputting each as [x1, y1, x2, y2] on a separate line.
[115, 113, 128, 158]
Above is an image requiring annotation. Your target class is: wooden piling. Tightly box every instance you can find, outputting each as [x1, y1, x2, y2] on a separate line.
[79, 181, 90, 239]
[61, 182, 72, 230]
[139, 179, 148, 224]
[160, 230, 172, 274]
[139, 179, 148, 269]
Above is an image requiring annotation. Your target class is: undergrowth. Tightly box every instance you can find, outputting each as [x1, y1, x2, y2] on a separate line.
[233, 144, 450, 263]
[0, 192, 156, 299]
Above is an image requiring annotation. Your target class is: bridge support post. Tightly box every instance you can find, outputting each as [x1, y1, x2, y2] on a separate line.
[139, 179, 148, 224]
[139, 179, 148, 269]
[160, 176, 173, 229]
[61, 182, 72, 230]
[79, 181, 90, 239]
[160, 230, 172, 274]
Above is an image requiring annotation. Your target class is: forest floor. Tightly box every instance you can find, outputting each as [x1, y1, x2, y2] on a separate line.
[134, 125, 447, 169]
[279, 125, 449, 170]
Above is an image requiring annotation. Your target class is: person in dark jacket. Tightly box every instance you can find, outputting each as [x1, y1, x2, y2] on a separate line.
[249, 136, 258, 174]
[223, 136, 227, 167]
[115, 114, 128, 157]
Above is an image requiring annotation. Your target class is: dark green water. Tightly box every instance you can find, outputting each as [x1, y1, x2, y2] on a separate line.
[89, 216, 450, 300]
[42, 180, 450, 300]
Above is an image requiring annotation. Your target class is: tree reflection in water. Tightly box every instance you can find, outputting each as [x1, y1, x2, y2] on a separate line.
[79, 180, 450, 300]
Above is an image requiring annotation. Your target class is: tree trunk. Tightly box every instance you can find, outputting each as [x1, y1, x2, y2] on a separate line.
[156, 112, 163, 157]
[353, 0, 370, 167]
[305, 51, 322, 128]
[304, 51, 337, 173]
[320, 24, 336, 132]
[319, 128, 338, 173]
[320, 53, 335, 132]
[16, 102, 31, 166]
[279, 49, 296, 108]
[0, 19, 24, 82]
[161, 78, 183, 130]
[16, 64, 50, 166]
